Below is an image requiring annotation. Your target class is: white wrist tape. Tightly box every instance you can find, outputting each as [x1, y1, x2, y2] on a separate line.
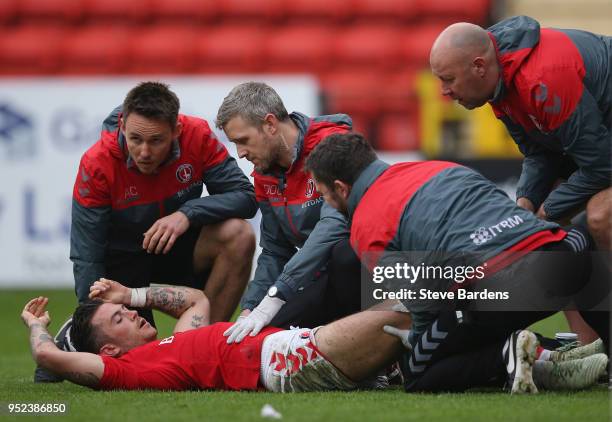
[130, 287, 148, 308]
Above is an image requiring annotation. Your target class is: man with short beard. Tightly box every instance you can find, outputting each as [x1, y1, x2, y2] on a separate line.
[216, 82, 362, 343]
[305, 132, 609, 393]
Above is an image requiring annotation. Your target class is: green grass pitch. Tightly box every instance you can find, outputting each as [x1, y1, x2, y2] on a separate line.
[0, 289, 609, 422]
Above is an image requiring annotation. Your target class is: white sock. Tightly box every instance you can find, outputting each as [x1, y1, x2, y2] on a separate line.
[538, 349, 552, 361]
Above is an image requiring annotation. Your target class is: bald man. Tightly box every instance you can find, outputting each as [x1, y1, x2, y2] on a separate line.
[430, 16, 612, 251]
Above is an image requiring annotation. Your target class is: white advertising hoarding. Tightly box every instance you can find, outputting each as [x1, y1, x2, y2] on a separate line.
[0, 76, 320, 287]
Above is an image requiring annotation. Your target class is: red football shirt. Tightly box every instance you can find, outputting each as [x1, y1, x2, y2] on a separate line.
[97, 322, 282, 391]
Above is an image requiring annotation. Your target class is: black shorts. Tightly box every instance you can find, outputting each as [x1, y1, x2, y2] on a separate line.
[105, 228, 210, 290]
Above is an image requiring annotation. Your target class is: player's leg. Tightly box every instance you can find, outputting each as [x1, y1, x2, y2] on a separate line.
[564, 311, 599, 345]
[314, 305, 410, 381]
[192, 218, 255, 322]
[586, 187, 612, 250]
[406, 338, 507, 392]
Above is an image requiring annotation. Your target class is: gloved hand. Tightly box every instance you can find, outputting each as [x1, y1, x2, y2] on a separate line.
[383, 325, 413, 351]
[223, 295, 285, 344]
[383, 301, 412, 350]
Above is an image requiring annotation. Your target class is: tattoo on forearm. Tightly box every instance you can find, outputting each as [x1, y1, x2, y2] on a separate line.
[29, 323, 55, 356]
[65, 371, 100, 387]
[146, 287, 189, 318]
[190, 314, 205, 329]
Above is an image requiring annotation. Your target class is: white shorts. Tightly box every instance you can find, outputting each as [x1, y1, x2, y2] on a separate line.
[260, 327, 357, 393]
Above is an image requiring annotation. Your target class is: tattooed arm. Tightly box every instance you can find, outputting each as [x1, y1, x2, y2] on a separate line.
[89, 279, 210, 333]
[21, 297, 104, 387]
[145, 286, 210, 333]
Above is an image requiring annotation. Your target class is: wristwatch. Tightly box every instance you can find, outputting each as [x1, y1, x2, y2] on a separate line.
[267, 286, 286, 301]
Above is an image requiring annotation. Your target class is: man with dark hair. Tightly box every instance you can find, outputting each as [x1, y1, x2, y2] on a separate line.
[71, 81, 257, 325]
[22, 281, 604, 393]
[70, 300, 112, 354]
[33, 82, 257, 383]
[22, 280, 410, 392]
[305, 132, 609, 393]
[215, 82, 363, 343]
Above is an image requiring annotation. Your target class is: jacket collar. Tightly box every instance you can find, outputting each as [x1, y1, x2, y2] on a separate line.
[259, 111, 310, 177]
[489, 76, 506, 104]
[286, 111, 309, 171]
[347, 159, 390, 220]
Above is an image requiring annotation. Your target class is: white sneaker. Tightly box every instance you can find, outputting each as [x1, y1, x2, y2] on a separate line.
[549, 339, 605, 362]
[503, 330, 539, 394]
[533, 353, 608, 390]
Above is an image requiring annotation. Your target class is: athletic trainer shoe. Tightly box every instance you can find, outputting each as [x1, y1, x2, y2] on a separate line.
[34, 317, 75, 383]
[533, 353, 608, 390]
[549, 339, 605, 362]
[503, 330, 539, 394]
[387, 361, 404, 386]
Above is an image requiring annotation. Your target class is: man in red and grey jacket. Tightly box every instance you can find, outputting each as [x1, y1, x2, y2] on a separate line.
[430, 16, 611, 250]
[305, 132, 609, 392]
[215, 82, 363, 344]
[71, 82, 257, 324]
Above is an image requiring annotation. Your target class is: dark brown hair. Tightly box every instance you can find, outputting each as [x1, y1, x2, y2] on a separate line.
[305, 132, 377, 187]
[123, 81, 180, 128]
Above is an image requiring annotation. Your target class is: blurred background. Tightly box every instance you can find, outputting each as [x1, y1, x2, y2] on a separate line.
[0, 0, 609, 288]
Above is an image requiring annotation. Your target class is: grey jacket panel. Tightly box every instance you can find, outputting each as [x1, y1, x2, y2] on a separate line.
[70, 200, 111, 302]
[241, 201, 297, 310]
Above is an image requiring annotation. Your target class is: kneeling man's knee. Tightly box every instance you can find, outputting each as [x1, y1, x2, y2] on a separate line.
[586, 194, 611, 235]
[218, 219, 256, 256]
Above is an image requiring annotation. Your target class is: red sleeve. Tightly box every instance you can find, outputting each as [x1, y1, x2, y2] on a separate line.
[72, 155, 111, 208]
[97, 355, 139, 390]
[97, 351, 193, 391]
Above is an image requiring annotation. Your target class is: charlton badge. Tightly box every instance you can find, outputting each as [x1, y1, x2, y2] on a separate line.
[176, 164, 193, 183]
[305, 178, 315, 198]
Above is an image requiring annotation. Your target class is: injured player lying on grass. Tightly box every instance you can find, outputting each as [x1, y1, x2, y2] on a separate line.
[22, 280, 606, 393]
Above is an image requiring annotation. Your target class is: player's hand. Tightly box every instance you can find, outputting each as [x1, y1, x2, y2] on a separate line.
[383, 325, 413, 351]
[143, 211, 190, 254]
[535, 204, 548, 220]
[89, 278, 131, 304]
[223, 296, 285, 344]
[21, 297, 51, 328]
[516, 197, 535, 213]
[239, 309, 252, 318]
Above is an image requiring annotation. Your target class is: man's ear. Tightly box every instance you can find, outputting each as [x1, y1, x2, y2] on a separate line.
[262, 113, 278, 135]
[99, 343, 122, 358]
[333, 180, 351, 199]
[473, 57, 486, 77]
[119, 116, 126, 135]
